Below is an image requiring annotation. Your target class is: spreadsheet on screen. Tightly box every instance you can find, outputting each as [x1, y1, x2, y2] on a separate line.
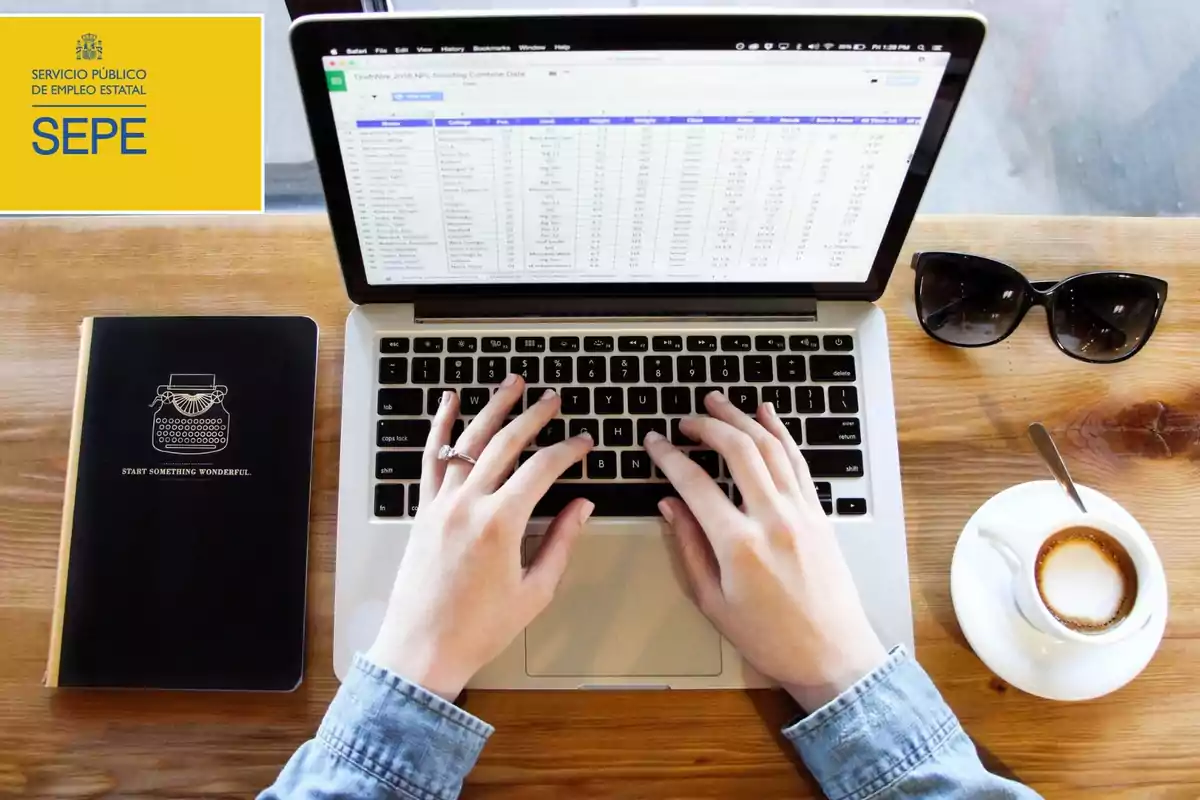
[324, 49, 950, 286]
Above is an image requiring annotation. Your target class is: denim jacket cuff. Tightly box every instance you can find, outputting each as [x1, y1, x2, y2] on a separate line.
[781, 646, 963, 800]
[316, 653, 494, 800]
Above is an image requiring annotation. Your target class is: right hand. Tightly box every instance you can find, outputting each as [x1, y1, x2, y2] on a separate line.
[644, 391, 887, 711]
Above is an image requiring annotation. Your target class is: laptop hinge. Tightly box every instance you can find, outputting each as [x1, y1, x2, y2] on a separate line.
[414, 295, 818, 322]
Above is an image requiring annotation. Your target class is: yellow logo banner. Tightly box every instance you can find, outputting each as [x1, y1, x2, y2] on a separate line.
[0, 15, 263, 213]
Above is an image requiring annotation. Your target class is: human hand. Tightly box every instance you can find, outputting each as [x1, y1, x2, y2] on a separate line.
[367, 375, 594, 700]
[644, 392, 886, 710]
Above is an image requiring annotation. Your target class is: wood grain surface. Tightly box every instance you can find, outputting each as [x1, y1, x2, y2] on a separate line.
[0, 214, 1197, 799]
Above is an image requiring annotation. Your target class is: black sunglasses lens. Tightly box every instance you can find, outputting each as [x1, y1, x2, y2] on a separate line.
[917, 256, 1027, 345]
[1051, 274, 1161, 362]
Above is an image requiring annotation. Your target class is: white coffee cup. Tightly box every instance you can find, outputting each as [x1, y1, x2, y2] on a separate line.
[978, 513, 1161, 646]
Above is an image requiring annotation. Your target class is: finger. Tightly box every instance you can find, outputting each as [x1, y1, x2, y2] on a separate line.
[442, 373, 523, 489]
[419, 390, 458, 500]
[524, 498, 594, 602]
[660, 498, 723, 616]
[678, 414, 780, 514]
[498, 433, 593, 520]
[466, 388, 562, 491]
[757, 402, 822, 508]
[643, 431, 743, 543]
[704, 392, 803, 500]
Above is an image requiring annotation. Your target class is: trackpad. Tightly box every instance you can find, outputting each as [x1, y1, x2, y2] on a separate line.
[524, 531, 722, 678]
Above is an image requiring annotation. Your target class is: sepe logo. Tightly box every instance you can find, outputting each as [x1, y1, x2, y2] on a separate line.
[75, 32, 103, 61]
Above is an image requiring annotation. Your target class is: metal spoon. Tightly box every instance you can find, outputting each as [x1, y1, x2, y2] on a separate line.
[1027, 422, 1088, 514]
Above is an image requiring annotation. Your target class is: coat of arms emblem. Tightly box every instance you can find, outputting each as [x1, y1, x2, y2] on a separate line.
[76, 33, 102, 61]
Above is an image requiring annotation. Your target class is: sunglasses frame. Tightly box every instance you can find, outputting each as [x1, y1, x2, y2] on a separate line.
[910, 251, 1169, 364]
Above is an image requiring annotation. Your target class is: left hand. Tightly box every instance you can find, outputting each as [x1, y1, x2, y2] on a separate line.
[367, 375, 595, 700]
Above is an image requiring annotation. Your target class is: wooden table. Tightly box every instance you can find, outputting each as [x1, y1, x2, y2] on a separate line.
[1, 215, 1197, 798]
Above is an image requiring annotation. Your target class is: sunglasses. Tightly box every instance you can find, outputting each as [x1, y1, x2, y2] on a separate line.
[911, 252, 1168, 364]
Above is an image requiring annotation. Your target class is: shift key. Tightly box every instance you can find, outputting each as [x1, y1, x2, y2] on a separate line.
[801, 449, 864, 477]
[376, 451, 423, 479]
[377, 419, 431, 447]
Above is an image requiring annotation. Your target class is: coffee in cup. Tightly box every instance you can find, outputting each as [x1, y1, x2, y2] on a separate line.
[1034, 526, 1137, 633]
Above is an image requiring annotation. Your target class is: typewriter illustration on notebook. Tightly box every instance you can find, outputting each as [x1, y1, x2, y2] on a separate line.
[150, 374, 230, 455]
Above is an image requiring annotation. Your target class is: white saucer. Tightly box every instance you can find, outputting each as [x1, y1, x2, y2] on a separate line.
[950, 480, 1168, 701]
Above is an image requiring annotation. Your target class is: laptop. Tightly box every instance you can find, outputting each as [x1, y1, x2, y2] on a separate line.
[290, 9, 985, 687]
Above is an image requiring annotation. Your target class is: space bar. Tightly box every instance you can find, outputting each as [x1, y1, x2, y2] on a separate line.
[532, 483, 680, 518]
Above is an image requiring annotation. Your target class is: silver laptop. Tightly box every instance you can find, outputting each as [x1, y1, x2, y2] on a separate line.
[289, 9, 985, 687]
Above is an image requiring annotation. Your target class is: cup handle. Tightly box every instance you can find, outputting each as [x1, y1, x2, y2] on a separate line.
[977, 525, 1023, 573]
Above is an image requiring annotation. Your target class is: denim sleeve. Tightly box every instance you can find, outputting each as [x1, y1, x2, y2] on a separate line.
[783, 647, 1042, 800]
[259, 654, 493, 800]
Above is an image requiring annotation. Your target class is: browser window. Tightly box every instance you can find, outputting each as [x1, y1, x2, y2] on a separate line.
[325, 47, 949, 286]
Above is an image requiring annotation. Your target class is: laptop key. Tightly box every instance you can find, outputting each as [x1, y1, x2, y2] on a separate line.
[745, 356, 773, 382]
[710, 355, 740, 382]
[587, 451, 617, 478]
[807, 417, 862, 446]
[687, 335, 717, 351]
[637, 418, 667, 443]
[653, 336, 683, 352]
[376, 451, 422, 479]
[517, 337, 545, 352]
[690, 450, 720, 477]
[536, 419, 566, 447]
[445, 357, 473, 384]
[802, 449, 864, 478]
[569, 418, 600, 441]
[578, 356, 606, 383]
[677, 355, 706, 383]
[662, 387, 691, 414]
[670, 418, 699, 445]
[611, 355, 640, 383]
[562, 461, 583, 479]
[595, 388, 624, 414]
[761, 386, 792, 414]
[780, 417, 804, 443]
[460, 388, 489, 415]
[427, 388, 452, 415]
[644, 356, 673, 383]
[694, 386, 723, 409]
[829, 386, 859, 413]
[550, 336, 580, 352]
[621, 450, 653, 478]
[720, 335, 751, 352]
[814, 482, 832, 498]
[628, 387, 657, 414]
[560, 387, 590, 415]
[408, 485, 421, 517]
[544, 355, 573, 384]
[790, 335, 819, 351]
[585, 336, 614, 352]
[821, 499, 833, 515]
[603, 419, 633, 447]
[479, 357, 506, 384]
[777, 355, 806, 382]
[618, 336, 648, 352]
[412, 357, 440, 384]
[377, 419, 431, 447]
[810, 355, 856, 382]
[483, 336, 511, 352]
[755, 335, 786, 351]
[824, 335, 854, 352]
[414, 337, 443, 353]
[837, 498, 867, 515]
[379, 357, 408, 384]
[448, 337, 477, 353]
[450, 420, 464, 444]
[510, 356, 539, 383]
[729, 386, 758, 414]
[374, 484, 407, 517]
[378, 388, 423, 416]
[796, 386, 826, 414]
[381, 338, 410, 354]
[532, 482, 680, 518]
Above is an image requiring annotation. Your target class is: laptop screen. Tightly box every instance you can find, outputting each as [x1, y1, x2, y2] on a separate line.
[323, 42, 950, 287]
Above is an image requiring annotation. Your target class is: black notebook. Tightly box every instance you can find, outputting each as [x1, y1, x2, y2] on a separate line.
[47, 317, 318, 690]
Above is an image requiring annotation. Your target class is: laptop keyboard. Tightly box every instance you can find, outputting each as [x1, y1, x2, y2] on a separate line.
[373, 333, 866, 519]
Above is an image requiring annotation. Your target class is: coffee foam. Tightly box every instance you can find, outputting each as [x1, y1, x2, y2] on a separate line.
[1036, 528, 1137, 631]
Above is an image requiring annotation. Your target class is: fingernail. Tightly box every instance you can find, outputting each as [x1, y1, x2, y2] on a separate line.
[708, 390, 727, 403]
[501, 373, 520, 387]
[578, 500, 595, 525]
[644, 430, 663, 444]
[541, 388, 557, 401]
[763, 401, 776, 417]
[439, 390, 454, 405]
[658, 499, 675, 523]
[575, 431, 593, 444]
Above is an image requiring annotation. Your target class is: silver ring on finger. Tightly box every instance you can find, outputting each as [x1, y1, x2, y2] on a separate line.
[437, 444, 477, 466]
